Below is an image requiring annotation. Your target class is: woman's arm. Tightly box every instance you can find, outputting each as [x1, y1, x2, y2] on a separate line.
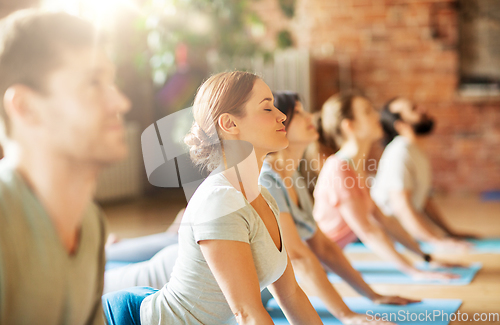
[306, 228, 418, 305]
[199, 240, 274, 325]
[266, 257, 323, 325]
[338, 196, 457, 280]
[278, 213, 358, 319]
[371, 204, 423, 256]
[339, 196, 415, 272]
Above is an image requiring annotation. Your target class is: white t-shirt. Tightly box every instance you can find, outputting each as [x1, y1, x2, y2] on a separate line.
[259, 161, 317, 241]
[371, 136, 432, 216]
[140, 171, 288, 325]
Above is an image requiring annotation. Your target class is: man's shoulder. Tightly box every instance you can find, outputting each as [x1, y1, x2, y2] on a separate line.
[0, 159, 18, 190]
[380, 137, 411, 162]
[385, 136, 410, 152]
[0, 160, 26, 219]
[83, 202, 107, 238]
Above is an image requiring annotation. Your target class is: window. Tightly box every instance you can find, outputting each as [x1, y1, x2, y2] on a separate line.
[459, 0, 500, 96]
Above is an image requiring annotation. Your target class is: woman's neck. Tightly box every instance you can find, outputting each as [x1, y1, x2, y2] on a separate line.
[267, 143, 308, 179]
[220, 144, 265, 204]
[337, 137, 373, 175]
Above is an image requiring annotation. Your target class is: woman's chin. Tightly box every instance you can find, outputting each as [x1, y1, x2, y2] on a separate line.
[276, 138, 290, 151]
[298, 131, 319, 144]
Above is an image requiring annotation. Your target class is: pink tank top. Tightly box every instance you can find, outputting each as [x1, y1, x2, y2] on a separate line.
[313, 155, 374, 247]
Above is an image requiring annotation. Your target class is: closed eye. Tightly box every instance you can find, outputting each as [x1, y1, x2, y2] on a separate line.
[264, 109, 272, 112]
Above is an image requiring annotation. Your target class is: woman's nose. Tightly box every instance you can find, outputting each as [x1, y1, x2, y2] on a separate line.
[277, 109, 286, 123]
[304, 111, 313, 121]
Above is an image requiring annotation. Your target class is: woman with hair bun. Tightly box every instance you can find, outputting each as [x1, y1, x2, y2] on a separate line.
[309, 93, 459, 280]
[102, 71, 322, 325]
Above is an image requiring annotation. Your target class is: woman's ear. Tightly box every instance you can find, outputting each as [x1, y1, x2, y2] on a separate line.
[218, 113, 239, 136]
[339, 118, 353, 136]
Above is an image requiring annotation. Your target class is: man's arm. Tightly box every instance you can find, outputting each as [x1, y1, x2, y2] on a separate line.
[389, 190, 447, 242]
[424, 198, 479, 239]
[390, 191, 471, 251]
[338, 196, 457, 280]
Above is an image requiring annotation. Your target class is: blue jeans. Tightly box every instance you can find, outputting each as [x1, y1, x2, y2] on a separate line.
[102, 286, 158, 325]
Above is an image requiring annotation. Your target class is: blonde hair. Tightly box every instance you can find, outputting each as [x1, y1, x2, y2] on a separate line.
[300, 92, 363, 193]
[316, 93, 359, 152]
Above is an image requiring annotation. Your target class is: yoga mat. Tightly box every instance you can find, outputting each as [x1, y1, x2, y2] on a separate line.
[327, 261, 481, 285]
[344, 238, 500, 254]
[466, 238, 500, 253]
[267, 297, 462, 325]
[481, 190, 500, 201]
[105, 261, 133, 270]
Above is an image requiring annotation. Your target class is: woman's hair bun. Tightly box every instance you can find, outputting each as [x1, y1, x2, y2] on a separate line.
[184, 122, 221, 172]
[184, 122, 209, 147]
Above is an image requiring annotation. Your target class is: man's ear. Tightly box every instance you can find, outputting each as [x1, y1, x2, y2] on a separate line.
[393, 120, 407, 134]
[218, 113, 239, 135]
[3, 85, 41, 126]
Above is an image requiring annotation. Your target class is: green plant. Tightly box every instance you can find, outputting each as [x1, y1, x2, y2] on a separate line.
[277, 29, 293, 49]
[279, 0, 295, 18]
[140, 0, 268, 84]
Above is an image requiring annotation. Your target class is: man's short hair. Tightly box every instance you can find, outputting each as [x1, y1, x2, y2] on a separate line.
[0, 10, 102, 142]
[379, 97, 402, 146]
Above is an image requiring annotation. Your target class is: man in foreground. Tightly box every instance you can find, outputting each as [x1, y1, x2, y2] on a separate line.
[0, 10, 130, 324]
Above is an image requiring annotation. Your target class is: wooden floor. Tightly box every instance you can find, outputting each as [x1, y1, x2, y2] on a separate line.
[103, 192, 500, 325]
[103, 188, 187, 239]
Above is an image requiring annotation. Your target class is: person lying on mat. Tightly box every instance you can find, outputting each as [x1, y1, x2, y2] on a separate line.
[0, 10, 130, 324]
[260, 91, 419, 323]
[308, 92, 459, 280]
[104, 209, 182, 263]
[102, 72, 323, 325]
[372, 97, 478, 250]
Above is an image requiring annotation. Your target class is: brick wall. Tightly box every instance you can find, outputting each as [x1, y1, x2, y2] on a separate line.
[252, 0, 500, 194]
